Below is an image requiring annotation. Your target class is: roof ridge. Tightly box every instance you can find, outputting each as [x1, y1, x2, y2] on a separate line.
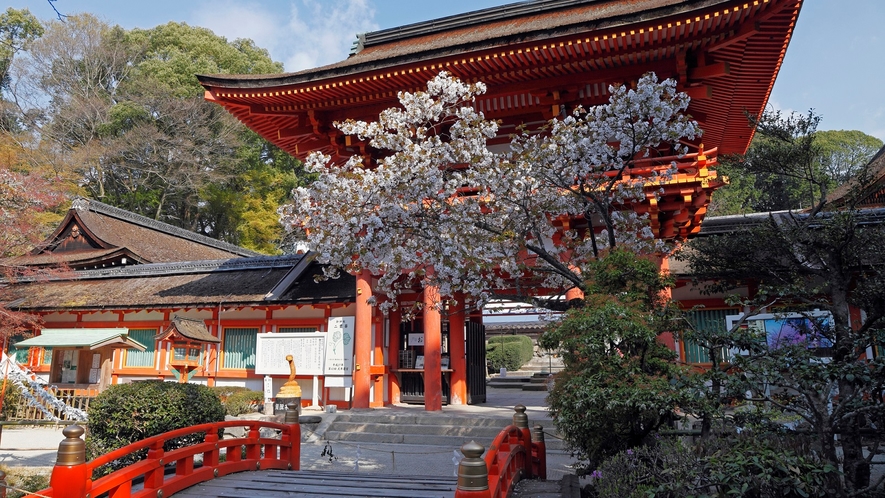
[72, 198, 262, 258]
[7, 254, 304, 283]
[355, 0, 599, 52]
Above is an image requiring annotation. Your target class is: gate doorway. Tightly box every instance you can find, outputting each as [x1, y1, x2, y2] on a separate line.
[466, 321, 486, 404]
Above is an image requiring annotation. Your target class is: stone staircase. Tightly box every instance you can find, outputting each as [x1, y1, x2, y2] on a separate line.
[487, 372, 556, 391]
[314, 410, 564, 451]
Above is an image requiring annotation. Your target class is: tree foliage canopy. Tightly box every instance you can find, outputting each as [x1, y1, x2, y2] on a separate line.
[3, 13, 304, 252]
[679, 110, 885, 494]
[281, 72, 699, 310]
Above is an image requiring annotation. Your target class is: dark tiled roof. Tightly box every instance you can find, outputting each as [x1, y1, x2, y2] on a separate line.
[828, 144, 885, 208]
[1, 256, 355, 312]
[14, 198, 260, 268]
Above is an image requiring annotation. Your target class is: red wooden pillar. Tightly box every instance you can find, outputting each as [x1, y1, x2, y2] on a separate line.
[654, 255, 677, 351]
[371, 312, 385, 407]
[449, 293, 467, 405]
[388, 308, 402, 404]
[423, 282, 443, 411]
[353, 270, 372, 409]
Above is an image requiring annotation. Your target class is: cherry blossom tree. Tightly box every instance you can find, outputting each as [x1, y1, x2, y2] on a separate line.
[279, 72, 699, 310]
[0, 135, 68, 339]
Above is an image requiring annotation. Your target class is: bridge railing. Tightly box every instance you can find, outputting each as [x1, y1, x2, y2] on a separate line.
[25, 403, 301, 498]
[455, 404, 547, 498]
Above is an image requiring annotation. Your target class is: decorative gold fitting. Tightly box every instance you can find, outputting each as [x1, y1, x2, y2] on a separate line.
[288, 463, 293, 470]
[56, 425, 86, 466]
[159, 459, 164, 466]
[457, 441, 489, 491]
[213, 468, 219, 477]
[513, 405, 529, 429]
[256, 461, 262, 470]
[532, 424, 545, 443]
[157, 490, 163, 498]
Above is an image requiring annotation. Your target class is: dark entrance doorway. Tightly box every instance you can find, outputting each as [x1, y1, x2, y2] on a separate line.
[465, 321, 487, 404]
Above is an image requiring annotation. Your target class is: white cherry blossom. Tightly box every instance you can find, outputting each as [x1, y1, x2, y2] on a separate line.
[278, 72, 700, 311]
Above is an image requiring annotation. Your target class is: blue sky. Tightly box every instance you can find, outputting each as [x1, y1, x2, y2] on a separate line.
[11, 0, 885, 141]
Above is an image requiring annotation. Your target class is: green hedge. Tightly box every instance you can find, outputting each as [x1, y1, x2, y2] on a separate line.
[487, 335, 534, 371]
[211, 386, 264, 416]
[86, 381, 225, 476]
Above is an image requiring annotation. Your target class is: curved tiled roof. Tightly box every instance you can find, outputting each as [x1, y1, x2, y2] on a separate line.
[1, 255, 355, 312]
[198, 0, 802, 160]
[14, 198, 260, 269]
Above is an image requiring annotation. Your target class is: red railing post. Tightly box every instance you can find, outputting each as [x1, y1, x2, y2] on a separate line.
[245, 423, 262, 463]
[531, 424, 547, 480]
[49, 425, 91, 498]
[455, 441, 491, 498]
[203, 424, 221, 469]
[285, 402, 301, 470]
[143, 440, 165, 490]
[512, 405, 532, 479]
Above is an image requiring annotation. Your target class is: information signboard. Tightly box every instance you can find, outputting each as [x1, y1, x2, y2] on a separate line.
[255, 332, 325, 375]
[324, 317, 355, 376]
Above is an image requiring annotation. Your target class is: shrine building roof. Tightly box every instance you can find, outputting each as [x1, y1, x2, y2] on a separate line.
[1, 255, 356, 313]
[198, 0, 804, 160]
[10, 198, 260, 270]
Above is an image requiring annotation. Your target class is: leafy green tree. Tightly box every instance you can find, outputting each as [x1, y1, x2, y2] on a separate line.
[679, 110, 885, 494]
[540, 249, 701, 471]
[7, 14, 305, 252]
[0, 8, 43, 132]
[709, 111, 882, 216]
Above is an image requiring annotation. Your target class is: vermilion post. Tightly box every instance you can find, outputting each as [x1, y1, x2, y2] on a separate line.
[388, 308, 402, 404]
[423, 281, 443, 411]
[353, 270, 373, 408]
[512, 405, 532, 479]
[449, 293, 467, 405]
[49, 425, 90, 498]
[286, 402, 301, 470]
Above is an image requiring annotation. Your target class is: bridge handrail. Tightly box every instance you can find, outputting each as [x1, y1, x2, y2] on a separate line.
[484, 424, 529, 498]
[455, 405, 547, 498]
[25, 405, 301, 498]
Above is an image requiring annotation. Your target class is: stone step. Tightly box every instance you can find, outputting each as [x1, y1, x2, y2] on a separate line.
[328, 421, 505, 438]
[320, 411, 565, 450]
[332, 412, 510, 427]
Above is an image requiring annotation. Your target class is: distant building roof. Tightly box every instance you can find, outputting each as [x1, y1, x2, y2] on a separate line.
[10, 198, 260, 270]
[1, 255, 355, 312]
[828, 144, 885, 209]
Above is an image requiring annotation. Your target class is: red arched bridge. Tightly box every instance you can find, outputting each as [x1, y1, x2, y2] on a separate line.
[20, 404, 546, 498]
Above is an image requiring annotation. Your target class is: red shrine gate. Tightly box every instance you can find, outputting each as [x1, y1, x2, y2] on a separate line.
[198, 0, 804, 410]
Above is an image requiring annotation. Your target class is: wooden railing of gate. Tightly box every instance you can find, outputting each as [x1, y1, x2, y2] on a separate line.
[24, 405, 301, 498]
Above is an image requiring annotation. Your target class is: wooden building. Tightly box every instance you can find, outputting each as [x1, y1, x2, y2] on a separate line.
[3, 198, 360, 409]
[197, 0, 804, 409]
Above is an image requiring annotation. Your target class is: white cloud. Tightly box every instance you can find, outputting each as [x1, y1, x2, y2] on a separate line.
[192, 0, 378, 73]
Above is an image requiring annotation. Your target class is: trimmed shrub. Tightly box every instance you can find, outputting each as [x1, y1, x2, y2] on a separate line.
[224, 390, 264, 416]
[486, 335, 534, 371]
[86, 381, 225, 476]
[590, 433, 838, 498]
